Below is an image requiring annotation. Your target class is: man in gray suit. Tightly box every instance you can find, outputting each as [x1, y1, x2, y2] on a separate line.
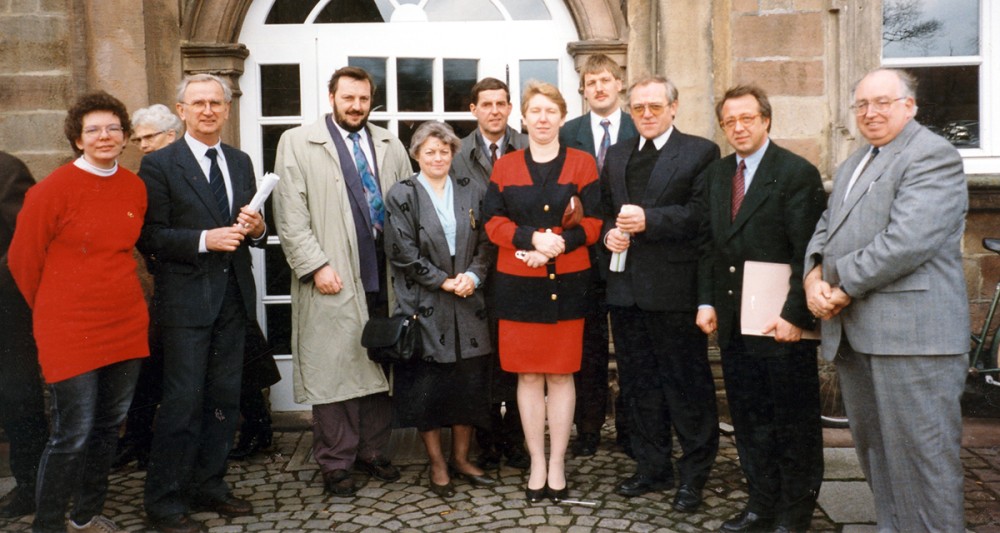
[805, 68, 969, 532]
[450, 77, 531, 471]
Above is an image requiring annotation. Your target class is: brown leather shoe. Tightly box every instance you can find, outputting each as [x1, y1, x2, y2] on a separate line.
[149, 513, 202, 533]
[355, 456, 400, 482]
[324, 469, 358, 496]
[191, 493, 253, 517]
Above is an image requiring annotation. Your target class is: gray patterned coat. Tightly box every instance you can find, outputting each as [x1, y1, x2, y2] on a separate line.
[384, 175, 495, 363]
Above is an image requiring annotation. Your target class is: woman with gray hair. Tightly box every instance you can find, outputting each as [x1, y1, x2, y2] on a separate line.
[129, 104, 183, 154]
[383, 121, 497, 497]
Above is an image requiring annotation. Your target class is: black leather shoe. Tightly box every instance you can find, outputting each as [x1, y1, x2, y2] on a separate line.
[720, 510, 774, 532]
[547, 484, 568, 503]
[571, 432, 599, 457]
[428, 474, 456, 498]
[772, 526, 806, 533]
[503, 444, 530, 470]
[476, 448, 502, 471]
[672, 484, 702, 513]
[229, 428, 273, 460]
[323, 469, 357, 496]
[615, 473, 674, 497]
[191, 493, 253, 517]
[448, 464, 498, 487]
[0, 486, 35, 518]
[355, 456, 401, 482]
[525, 485, 547, 503]
[149, 513, 202, 533]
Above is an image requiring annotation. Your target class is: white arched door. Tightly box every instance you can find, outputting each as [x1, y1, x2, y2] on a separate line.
[238, 0, 581, 410]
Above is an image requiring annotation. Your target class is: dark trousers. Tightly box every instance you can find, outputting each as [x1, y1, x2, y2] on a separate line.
[144, 277, 246, 520]
[573, 291, 610, 436]
[33, 358, 141, 533]
[312, 394, 392, 472]
[721, 334, 823, 527]
[118, 318, 163, 458]
[0, 292, 48, 493]
[610, 305, 719, 488]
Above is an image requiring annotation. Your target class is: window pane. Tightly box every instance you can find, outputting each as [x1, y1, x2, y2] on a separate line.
[397, 120, 421, 172]
[425, 0, 503, 21]
[348, 57, 387, 112]
[882, 0, 979, 58]
[910, 66, 979, 148]
[445, 120, 478, 140]
[444, 59, 478, 112]
[266, 0, 320, 24]
[262, 124, 298, 233]
[260, 64, 301, 117]
[264, 303, 292, 355]
[504, 0, 552, 20]
[520, 59, 558, 89]
[398, 58, 434, 112]
[264, 244, 291, 296]
[315, 0, 387, 23]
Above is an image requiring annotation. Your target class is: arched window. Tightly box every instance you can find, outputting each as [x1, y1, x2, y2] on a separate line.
[238, 0, 581, 410]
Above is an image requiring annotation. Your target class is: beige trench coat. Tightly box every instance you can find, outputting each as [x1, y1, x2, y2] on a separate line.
[273, 118, 411, 404]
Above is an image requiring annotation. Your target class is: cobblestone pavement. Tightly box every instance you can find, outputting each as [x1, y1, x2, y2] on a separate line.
[2, 421, 1000, 532]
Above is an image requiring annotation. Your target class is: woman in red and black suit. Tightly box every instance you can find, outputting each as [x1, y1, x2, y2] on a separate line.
[483, 81, 602, 503]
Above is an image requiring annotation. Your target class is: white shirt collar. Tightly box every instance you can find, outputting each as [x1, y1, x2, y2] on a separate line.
[638, 125, 674, 151]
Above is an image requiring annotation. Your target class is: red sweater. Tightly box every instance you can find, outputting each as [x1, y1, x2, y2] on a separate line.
[8, 162, 149, 383]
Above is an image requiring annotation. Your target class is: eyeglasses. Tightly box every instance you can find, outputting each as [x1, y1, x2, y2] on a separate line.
[630, 103, 667, 116]
[131, 130, 166, 145]
[849, 97, 906, 115]
[720, 114, 761, 130]
[180, 100, 227, 112]
[82, 125, 124, 137]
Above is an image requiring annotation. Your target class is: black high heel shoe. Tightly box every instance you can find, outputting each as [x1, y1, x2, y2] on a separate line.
[525, 485, 548, 503]
[448, 463, 498, 487]
[547, 484, 568, 503]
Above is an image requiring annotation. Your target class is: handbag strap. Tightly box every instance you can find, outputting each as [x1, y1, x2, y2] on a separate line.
[408, 180, 421, 319]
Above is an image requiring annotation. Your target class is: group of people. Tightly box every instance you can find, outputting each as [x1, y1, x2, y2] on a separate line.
[0, 54, 970, 533]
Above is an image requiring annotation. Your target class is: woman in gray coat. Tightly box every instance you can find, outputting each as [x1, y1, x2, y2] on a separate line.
[384, 121, 497, 498]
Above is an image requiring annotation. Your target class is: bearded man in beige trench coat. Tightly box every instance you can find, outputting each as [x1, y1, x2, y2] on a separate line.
[273, 67, 412, 497]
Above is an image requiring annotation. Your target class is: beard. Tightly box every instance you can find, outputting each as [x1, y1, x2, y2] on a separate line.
[334, 105, 369, 133]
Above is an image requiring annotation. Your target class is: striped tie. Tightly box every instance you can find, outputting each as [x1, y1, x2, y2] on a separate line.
[205, 148, 230, 220]
[731, 159, 746, 221]
[597, 119, 611, 172]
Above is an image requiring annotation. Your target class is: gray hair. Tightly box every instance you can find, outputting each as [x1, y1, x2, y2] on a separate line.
[131, 104, 183, 135]
[852, 68, 919, 113]
[627, 75, 679, 105]
[175, 73, 233, 103]
[408, 121, 461, 159]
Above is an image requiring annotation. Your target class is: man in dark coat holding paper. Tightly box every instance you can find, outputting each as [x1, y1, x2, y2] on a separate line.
[695, 85, 825, 533]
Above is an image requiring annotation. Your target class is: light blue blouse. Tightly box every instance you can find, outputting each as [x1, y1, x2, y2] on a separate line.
[416, 173, 480, 287]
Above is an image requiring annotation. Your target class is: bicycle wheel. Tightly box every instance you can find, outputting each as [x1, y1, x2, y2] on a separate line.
[818, 358, 850, 429]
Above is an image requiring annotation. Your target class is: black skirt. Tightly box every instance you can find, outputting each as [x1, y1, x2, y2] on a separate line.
[392, 353, 490, 431]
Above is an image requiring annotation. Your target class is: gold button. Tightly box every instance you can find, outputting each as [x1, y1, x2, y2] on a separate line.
[729, 266, 736, 273]
[551, 294, 558, 301]
[549, 273, 555, 280]
[543, 204, 550, 212]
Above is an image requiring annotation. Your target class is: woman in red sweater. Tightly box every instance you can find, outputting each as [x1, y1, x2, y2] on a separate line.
[8, 92, 148, 533]
[483, 82, 602, 503]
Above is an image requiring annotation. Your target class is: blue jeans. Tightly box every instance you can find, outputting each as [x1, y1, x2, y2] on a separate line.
[32, 358, 142, 533]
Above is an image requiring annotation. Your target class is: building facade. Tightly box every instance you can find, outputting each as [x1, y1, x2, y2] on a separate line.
[2, 0, 996, 409]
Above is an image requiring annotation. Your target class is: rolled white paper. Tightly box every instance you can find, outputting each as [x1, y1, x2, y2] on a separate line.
[248, 172, 280, 213]
[609, 204, 638, 273]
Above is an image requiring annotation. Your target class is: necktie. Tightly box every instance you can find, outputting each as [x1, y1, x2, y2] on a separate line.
[597, 119, 611, 172]
[731, 159, 746, 221]
[490, 143, 499, 165]
[844, 147, 880, 200]
[205, 148, 230, 220]
[348, 132, 384, 233]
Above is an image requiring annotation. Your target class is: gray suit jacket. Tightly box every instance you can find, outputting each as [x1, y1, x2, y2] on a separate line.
[383, 175, 495, 363]
[805, 120, 969, 359]
[450, 125, 528, 186]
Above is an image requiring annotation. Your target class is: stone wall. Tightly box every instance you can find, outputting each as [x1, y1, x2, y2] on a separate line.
[0, 0, 76, 179]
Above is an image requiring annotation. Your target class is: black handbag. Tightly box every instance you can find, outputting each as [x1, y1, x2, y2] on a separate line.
[361, 312, 420, 364]
[362, 181, 423, 364]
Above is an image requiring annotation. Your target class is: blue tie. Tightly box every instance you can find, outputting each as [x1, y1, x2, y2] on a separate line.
[348, 132, 384, 233]
[597, 119, 611, 172]
[205, 148, 230, 220]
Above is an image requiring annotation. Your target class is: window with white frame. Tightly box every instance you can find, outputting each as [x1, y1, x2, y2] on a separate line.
[881, 0, 997, 174]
